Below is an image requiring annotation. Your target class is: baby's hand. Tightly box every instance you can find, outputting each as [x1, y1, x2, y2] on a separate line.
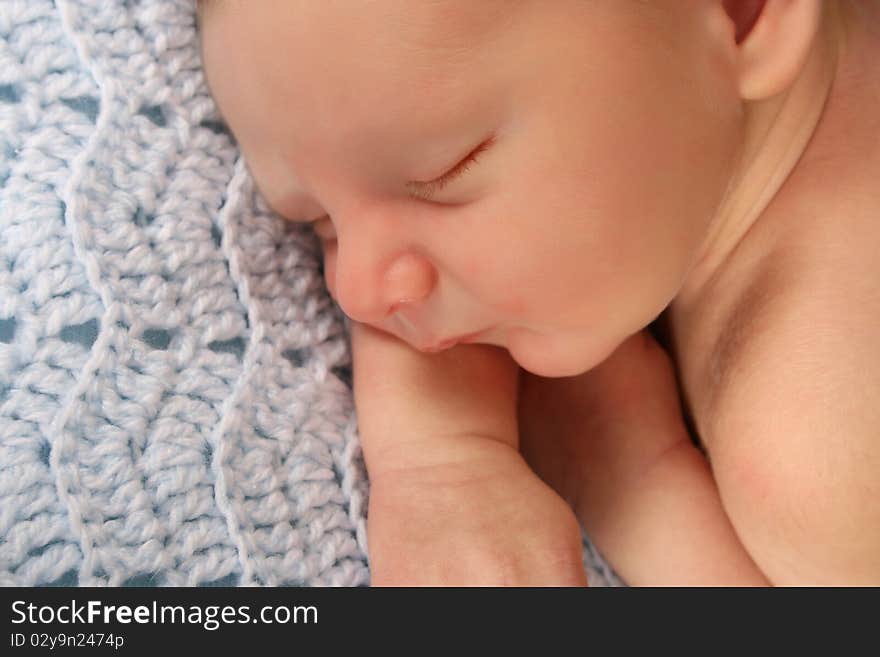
[366, 440, 588, 586]
[518, 329, 768, 585]
[350, 321, 587, 586]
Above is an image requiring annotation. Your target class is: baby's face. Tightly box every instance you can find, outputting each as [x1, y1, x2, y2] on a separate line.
[200, 0, 744, 377]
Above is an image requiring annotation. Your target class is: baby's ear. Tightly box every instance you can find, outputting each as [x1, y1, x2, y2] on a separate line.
[721, 0, 822, 100]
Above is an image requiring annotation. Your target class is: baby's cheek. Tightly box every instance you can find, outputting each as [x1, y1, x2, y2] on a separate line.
[497, 291, 528, 317]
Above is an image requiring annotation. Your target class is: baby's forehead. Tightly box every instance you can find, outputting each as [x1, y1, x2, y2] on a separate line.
[198, 1, 521, 190]
[199, 0, 522, 54]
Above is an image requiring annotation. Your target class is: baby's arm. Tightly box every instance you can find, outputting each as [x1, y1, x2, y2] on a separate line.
[519, 330, 770, 586]
[350, 321, 587, 586]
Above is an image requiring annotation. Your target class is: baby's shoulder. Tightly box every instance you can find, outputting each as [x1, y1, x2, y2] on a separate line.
[704, 208, 880, 444]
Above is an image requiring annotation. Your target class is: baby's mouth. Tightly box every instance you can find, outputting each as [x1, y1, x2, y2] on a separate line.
[392, 311, 447, 352]
[399, 316, 493, 353]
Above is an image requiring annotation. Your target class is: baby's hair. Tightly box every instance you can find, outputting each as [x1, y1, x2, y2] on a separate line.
[197, 0, 242, 11]
[196, 0, 249, 19]
[195, 0, 234, 26]
[196, 0, 226, 16]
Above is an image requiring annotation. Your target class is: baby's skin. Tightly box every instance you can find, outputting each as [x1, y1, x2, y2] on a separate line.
[199, 0, 880, 585]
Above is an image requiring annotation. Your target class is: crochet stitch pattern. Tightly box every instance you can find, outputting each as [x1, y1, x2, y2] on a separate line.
[0, 0, 621, 587]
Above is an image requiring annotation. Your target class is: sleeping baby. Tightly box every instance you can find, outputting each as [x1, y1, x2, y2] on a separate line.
[197, 0, 880, 585]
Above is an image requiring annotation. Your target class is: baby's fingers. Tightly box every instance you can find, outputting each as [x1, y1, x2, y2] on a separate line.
[350, 321, 521, 474]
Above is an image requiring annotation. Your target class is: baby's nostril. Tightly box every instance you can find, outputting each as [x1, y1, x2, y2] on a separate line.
[386, 299, 417, 318]
[393, 309, 419, 336]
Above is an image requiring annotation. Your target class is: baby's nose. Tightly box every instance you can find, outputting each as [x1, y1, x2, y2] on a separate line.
[334, 248, 437, 325]
[382, 252, 437, 314]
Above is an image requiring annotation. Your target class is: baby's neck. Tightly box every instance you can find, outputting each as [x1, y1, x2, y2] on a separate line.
[673, 0, 848, 313]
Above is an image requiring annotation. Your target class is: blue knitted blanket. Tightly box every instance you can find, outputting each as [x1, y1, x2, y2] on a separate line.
[0, 0, 620, 587]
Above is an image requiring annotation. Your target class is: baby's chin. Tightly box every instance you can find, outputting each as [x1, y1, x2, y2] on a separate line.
[505, 326, 619, 378]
